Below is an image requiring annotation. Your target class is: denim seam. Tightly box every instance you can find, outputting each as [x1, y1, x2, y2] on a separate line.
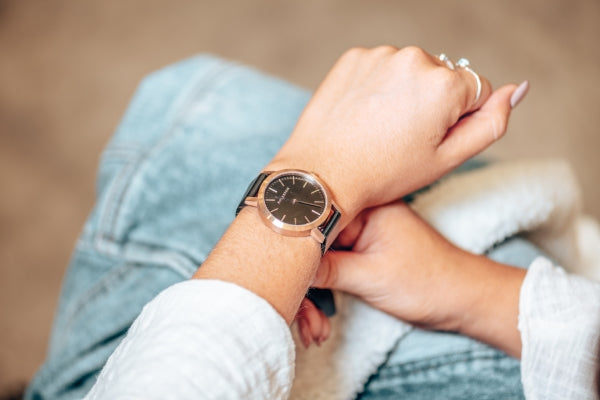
[97, 58, 233, 246]
[123, 242, 198, 277]
[92, 59, 236, 268]
[50, 60, 238, 358]
[74, 238, 197, 278]
[375, 348, 512, 379]
[38, 264, 147, 390]
[53, 259, 134, 355]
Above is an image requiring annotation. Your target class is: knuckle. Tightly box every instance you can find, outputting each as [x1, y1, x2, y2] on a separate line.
[436, 68, 461, 92]
[370, 44, 398, 55]
[398, 45, 428, 62]
[490, 112, 508, 140]
[341, 46, 368, 60]
[432, 68, 470, 112]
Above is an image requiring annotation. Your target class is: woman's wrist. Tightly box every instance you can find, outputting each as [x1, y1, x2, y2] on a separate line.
[452, 252, 526, 358]
[263, 154, 365, 225]
[193, 151, 362, 325]
[193, 206, 321, 324]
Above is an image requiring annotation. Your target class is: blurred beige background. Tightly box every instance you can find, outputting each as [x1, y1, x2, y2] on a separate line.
[1, 0, 598, 393]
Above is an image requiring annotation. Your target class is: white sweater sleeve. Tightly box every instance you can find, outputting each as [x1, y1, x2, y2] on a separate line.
[519, 257, 600, 399]
[84, 279, 295, 400]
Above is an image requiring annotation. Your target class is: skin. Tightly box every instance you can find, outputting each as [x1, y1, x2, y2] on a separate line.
[308, 203, 525, 358]
[193, 46, 523, 354]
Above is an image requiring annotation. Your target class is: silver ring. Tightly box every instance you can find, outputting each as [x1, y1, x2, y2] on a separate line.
[456, 58, 482, 104]
[438, 53, 455, 70]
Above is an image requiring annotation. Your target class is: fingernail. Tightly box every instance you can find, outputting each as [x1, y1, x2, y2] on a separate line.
[510, 80, 529, 109]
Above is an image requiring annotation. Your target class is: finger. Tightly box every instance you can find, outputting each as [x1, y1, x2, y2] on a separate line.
[438, 83, 523, 165]
[295, 298, 316, 348]
[319, 314, 331, 344]
[454, 60, 493, 113]
[430, 54, 492, 115]
[313, 250, 372, 294]
[313, 308, 330, 346]
[296, 316, 312, 349]
[431, 52, 456, 70]
[333, 210, 369, 249]
[298, 298, 327, 346]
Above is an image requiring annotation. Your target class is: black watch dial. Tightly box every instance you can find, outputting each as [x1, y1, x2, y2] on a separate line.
[263, 173, 326, 226]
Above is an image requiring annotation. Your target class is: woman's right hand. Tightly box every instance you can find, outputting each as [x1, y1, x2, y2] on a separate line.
[307, 202, 526, 357]
[313, 202, 471, 330]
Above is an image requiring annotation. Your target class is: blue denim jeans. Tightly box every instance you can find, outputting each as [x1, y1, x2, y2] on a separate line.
[26, 55, 543, 399]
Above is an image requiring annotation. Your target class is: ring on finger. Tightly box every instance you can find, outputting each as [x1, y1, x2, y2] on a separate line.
[438, 53, 455, 70]
[456, 58, 482, 105]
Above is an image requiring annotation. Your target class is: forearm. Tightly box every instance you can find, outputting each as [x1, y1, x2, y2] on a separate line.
[193, 207, 322, 324]
[453, 252, 526, 358]
[191, 149, 360, 324]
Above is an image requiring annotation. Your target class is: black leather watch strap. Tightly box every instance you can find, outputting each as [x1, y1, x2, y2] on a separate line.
[312, 204, 340, 316]
[319, 205, 341, 256]
[236, 172, 270, 215]
[236, 171, 338, 316]
[306, 288, 336, 317]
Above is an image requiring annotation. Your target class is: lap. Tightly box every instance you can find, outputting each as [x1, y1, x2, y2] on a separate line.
[28, 55, 539, 399]
[27, 55, 311, 399]
[359, 237, 544, 399]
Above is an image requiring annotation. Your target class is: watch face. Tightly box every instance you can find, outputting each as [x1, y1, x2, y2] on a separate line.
[262, 172, 327, 226]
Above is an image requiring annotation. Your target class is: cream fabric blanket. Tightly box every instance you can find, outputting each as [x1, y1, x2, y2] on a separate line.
[290, 158, 600, 400]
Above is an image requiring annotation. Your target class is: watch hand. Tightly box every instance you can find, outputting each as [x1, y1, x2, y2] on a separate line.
[296, 200, 322, 208]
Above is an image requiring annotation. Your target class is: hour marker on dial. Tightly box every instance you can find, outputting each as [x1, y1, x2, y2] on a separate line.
[262, 172, 327, 226]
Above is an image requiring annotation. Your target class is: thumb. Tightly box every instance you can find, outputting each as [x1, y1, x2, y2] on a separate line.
[312, 250, 371, 294]
[439, 82, 529, 164]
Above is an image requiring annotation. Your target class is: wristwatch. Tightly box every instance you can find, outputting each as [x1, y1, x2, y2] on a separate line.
[236, 169, 342, 255]
[236, 169, 341, 317]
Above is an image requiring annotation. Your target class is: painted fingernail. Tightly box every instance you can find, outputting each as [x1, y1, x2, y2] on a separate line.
[510, 80, 529, 109]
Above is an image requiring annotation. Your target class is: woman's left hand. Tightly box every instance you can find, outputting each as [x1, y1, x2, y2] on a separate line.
[266, 46, 524, 222]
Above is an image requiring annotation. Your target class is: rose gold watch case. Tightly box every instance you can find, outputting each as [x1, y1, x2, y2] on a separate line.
[247, 169, 335, 242]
